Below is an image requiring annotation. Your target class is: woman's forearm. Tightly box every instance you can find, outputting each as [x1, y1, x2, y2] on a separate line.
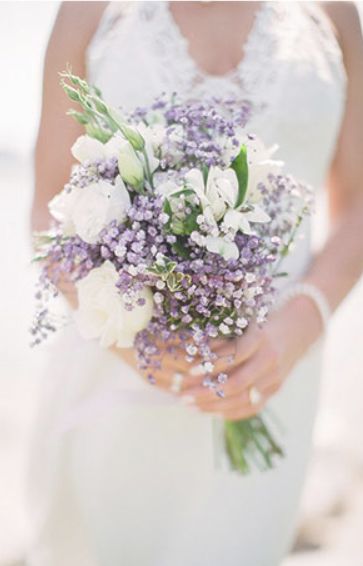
[302, 193, 363, 313]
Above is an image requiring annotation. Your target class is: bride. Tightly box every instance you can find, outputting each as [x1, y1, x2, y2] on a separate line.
[29, 2, 363, 565]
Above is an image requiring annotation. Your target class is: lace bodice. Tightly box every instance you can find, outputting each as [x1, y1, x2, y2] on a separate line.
[86, 0, 347, 279]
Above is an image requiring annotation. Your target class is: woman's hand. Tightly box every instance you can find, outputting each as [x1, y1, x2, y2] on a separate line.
[178, 294, 323, 421]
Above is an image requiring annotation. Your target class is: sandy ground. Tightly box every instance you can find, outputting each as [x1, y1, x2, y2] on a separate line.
[1, 153, 363, 565]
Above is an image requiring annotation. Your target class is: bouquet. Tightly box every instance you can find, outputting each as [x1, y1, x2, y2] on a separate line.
[32, 70, 312, 474]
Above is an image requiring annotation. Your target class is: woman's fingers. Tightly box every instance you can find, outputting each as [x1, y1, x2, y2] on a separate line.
[148, 367, 197, 392]
[223, 381, 281, 421]
[181, 348, 270, 404]
[189, 327, 262, 378]
[190, 377, 280, 421]
[196, 373, 280, 415]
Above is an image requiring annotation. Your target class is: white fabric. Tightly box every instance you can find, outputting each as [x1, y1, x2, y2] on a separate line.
[27, 2, 347, 565]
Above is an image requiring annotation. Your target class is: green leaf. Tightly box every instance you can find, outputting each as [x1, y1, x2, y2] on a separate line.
[231, 145, 249, 208]
[201, 164, 209, 184]
[170, 188, 195, 199]
[273, 271, 288, 278]
[172, 239, 189, 259]
[183, 209, 199, 234]
[163, 199, 173, 230]
[31, 255, 48, 263]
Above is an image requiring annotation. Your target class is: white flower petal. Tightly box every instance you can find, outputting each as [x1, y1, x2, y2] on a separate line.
[205, 236, 239, 261]
[223, 209, 242, 232]
[155, 180, 180, 197]
[185, 169, 206, 200]
[71, 135, 106, 163]
[48, 189, 79, 236]
[71, 179, 130, 244]
[246, 205, 271, 223]
[75, 262, 154, 349]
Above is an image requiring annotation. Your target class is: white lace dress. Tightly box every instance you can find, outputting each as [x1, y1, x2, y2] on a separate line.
[27, 2, 346, 565]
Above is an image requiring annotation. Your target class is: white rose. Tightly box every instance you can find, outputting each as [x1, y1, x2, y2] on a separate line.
[49, 177, 130, 244]
[71, 134, 125, 163]
[74, 261, 154, 348]
[118, 139, 144, 188]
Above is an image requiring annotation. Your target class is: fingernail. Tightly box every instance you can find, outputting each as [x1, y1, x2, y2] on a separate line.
[180, 395, 195, 405]
[189, 365, 204, 377]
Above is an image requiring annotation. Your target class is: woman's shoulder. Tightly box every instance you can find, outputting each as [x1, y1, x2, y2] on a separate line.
[53, 2, 110, 51]
[319, 2, 362, 53]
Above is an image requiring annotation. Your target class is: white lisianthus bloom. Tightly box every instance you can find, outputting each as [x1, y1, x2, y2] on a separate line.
[118, 139, 144, 188]
[71, 134, 125, 163]
[205, 236, 239, 261]
[74, 261, 154, 348]
[223, 205, 270, 236]
[185, 166, 239, 221]
[49, 177, 131, 244]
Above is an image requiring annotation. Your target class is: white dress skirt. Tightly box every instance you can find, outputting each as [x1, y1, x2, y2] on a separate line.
[27, 2, 347, 565]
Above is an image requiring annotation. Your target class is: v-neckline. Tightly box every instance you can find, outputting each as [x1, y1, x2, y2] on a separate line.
[164, 1, 270, 81]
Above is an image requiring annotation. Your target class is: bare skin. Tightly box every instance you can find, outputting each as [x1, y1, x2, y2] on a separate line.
[32, 2, 363, 421]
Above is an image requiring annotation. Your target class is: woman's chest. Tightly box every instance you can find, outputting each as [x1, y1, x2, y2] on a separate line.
[87, 1, 347, 185]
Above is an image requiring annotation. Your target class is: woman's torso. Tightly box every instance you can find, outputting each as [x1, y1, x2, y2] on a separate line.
[86, 1, 346, 283]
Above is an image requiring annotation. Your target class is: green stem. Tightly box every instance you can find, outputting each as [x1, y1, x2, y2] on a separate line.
[141, 147, 154, 190]
[223, 414, 284, 475]
[272, 211, 304, 276]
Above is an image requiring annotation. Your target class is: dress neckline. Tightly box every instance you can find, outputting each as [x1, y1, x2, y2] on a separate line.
[161, 1, 272, 82]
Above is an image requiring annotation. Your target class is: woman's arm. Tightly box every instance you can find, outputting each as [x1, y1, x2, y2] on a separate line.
[32, 1, 107, 232]
[32, 2, 107, 306]
[181, 3, 363, 418]
[303, 2, 363, 309]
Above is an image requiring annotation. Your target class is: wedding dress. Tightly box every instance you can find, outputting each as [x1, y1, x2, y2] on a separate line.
[27, 2, 347, 565]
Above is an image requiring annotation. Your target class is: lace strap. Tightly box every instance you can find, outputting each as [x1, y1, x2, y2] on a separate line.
[86, 1, 134, 83]
[303, 2, 346, 69]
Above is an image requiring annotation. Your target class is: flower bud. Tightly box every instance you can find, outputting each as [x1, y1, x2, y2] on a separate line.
[67, 109, 89, 125]
[120, 124, 145, 151]
[106, 109, 145, 151]
[62, 84, 82, 102]
[118, 140, 144, 190]
[90, 95, 109, 114]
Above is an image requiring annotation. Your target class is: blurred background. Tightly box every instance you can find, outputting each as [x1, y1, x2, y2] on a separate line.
[0, 2, 363, 565]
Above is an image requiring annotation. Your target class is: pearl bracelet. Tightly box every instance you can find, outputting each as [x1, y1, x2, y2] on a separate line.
[275, 282, 332, 334]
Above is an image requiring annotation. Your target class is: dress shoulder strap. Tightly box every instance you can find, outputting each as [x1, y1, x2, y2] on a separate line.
[86, 1, 135, 83]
